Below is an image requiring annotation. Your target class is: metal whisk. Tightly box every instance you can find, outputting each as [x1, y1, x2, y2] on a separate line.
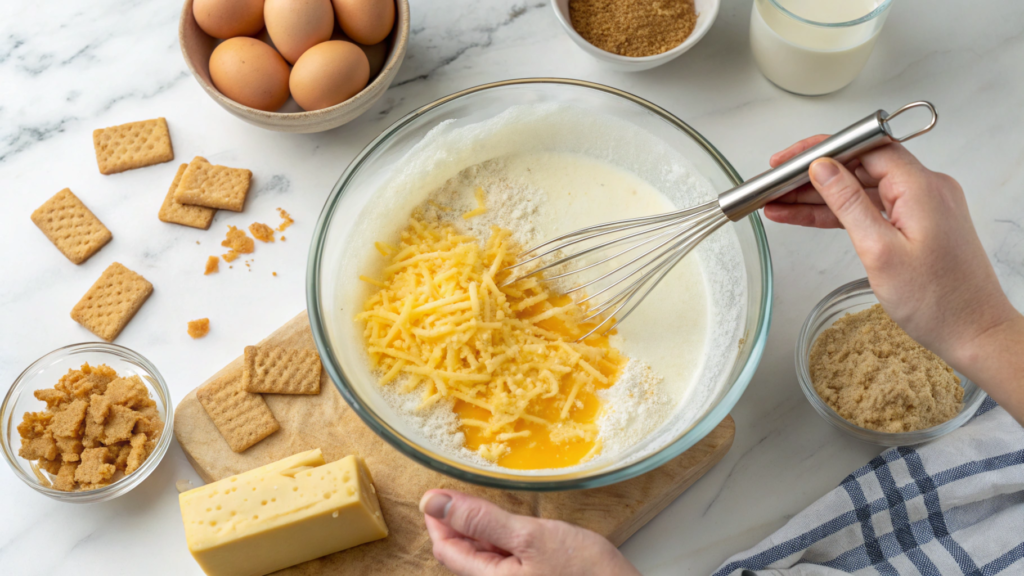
[503, 101, 938, 340]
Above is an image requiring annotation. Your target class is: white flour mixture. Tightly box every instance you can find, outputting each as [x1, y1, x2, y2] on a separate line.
[334, 103, 748, 474]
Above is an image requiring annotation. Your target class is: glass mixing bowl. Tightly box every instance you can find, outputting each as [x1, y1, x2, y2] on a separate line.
[307, 79, 772, 490]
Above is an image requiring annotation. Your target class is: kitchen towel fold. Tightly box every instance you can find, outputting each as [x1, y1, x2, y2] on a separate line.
[713, 398, 1024, 576]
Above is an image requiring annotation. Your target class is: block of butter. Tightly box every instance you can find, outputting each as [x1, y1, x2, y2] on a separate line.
[179, 449, 388, 576]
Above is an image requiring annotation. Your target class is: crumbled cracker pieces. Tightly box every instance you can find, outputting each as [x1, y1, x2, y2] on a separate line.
[249, 222, 275, 242]
[243, 346, 321, 395]
[221, 225, 255, 262]
[93, 117, 174, 175]
[188, 318, 210, 339]
[16, 364, 163, 492]
[71, 262, 153, 342]
[173, 156, 252, 212]
[31, 188, 112, 264]
[276, 208, 293, 232]
[204, 256, 220, 275]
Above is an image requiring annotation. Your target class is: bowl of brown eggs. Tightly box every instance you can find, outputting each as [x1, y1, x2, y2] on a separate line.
[179, 0, 409, 133]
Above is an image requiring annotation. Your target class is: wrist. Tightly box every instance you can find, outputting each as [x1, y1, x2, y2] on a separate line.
[947, 294, 1020, 365]
[951, 308, 1024, 380]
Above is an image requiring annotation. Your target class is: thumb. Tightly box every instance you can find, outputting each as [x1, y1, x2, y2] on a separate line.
[420, 490, 534, 553]
[809, 158, 895, 245]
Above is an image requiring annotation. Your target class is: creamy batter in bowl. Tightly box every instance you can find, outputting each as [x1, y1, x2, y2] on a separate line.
[308, 79, 772, 490]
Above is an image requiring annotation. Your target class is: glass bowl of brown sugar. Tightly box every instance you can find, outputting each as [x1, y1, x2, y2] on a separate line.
[796, 278, 988, 447]
[1, 343, 174, 503]
[551, 0, 720, 72]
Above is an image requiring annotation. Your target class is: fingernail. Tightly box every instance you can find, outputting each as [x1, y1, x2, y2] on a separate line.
[420, 493, 452, 519]
[810, 160, 840, 186]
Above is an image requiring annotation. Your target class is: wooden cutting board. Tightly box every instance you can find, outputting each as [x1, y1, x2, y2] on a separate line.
[174, 311, 734, 575]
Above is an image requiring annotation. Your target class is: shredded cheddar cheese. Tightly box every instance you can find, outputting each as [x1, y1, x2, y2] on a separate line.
[356, 218, 625, 469]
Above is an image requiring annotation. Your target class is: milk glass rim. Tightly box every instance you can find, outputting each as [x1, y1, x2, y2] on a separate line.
[766, 0, 893, 28]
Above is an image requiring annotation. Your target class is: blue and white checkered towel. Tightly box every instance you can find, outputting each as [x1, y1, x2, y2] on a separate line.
[713, 398, 1024, 576]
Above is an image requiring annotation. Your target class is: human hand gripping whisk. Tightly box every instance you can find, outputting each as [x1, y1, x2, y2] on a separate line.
[501, 101, 939, 340]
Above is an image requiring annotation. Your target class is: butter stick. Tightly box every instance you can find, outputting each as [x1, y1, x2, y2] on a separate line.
[179, 449, 388, 576]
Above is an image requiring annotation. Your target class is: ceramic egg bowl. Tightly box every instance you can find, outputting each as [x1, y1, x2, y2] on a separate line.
[179, 0, 409, 133]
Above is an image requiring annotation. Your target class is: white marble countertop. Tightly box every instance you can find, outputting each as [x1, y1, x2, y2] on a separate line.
[1, 0, 1022, 574]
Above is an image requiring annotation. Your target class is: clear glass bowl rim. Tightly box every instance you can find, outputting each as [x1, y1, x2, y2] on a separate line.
[306, 78, 774, 490]
[1, 342, 175, 502]
[795, 277, 988, 446]
[764, 0, 893, 28]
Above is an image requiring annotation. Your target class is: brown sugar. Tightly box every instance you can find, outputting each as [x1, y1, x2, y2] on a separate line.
[16, 364, 163, 491]
[249, 222, 275, 242]
[569, 0, 698, 57]
[809, 304, 964, 433]
[188, 318, 210, 339]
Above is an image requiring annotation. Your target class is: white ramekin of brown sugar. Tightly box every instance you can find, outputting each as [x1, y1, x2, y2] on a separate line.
[796, 278, 987, 447]
[551, 0, 720, 72]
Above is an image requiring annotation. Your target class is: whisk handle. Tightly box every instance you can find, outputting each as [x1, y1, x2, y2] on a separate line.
[718, 101, 938, 221]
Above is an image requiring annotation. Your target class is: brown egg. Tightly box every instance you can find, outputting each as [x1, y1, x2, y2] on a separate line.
[193, 0, 264, 39]
[289, 41, 370, 111]
[332, 0, 395, 45]
[360, 40, 389, 79]
[264, 0, 336, 64]
[209, 37, 291, 111]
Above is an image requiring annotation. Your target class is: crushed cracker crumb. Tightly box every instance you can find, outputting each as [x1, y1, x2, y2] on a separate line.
[276, 208, 293, 232]
[204, 256, 219, 275]
[221, 225, 254, 262]
[249, 222, 275, 242]
[188, 318, 210, 339]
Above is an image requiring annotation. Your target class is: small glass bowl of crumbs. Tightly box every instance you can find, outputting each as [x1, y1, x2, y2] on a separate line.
[1, 343, 173, 503]
[551, 0, 720, 71]
[796, 278, 987, 446]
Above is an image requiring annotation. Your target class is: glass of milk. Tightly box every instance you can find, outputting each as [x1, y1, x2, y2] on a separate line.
[750, 0, 892, 96]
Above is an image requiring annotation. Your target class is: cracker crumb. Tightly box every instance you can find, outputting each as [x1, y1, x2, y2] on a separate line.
[249, 222, 275, 242]
[188, 318, 210, 339]
[810, 304, 964, 433]
[204, 255, 219, 275]
[75, 447, 115, 484]
[222, 225, 254, 251]
[221, 225, 254, 262]
[16, 365, 164, 491]
[276, 208, 293, 232]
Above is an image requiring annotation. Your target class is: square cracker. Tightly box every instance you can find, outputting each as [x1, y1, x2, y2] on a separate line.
[158, 163, 216, 229]
[31, 188, 112, 264]
[71, 262, 153, 342]
[173, 156, 252, 212]
[93, 117, 174, 175]
[196, 372, 279, 452]
[243, 346, 322, 395]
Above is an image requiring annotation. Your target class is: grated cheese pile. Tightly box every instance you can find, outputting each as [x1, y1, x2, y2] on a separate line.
[356, 217, 624, 467]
